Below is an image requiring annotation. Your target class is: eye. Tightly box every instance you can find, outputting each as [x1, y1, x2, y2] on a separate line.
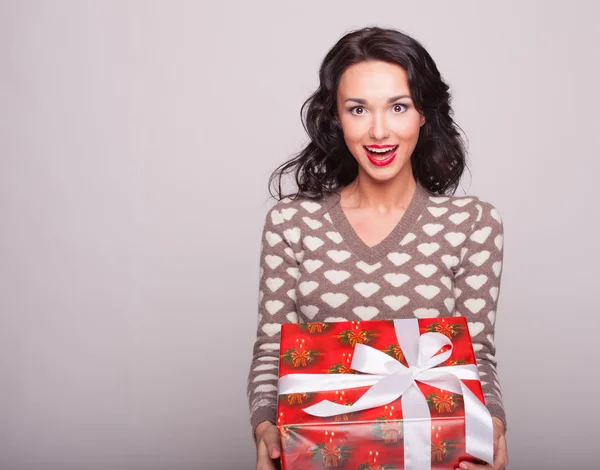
[392, 103, 408, 113]
[349, 106, 366, 115]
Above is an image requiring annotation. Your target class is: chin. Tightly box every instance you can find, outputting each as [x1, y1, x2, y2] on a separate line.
[357, 156, 411, 183]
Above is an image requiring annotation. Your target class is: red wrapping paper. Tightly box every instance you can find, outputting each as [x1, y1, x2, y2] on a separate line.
[276, 318, 489, 469]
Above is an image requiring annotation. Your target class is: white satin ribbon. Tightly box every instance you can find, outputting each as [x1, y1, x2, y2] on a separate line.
[277, 318, 493, 469]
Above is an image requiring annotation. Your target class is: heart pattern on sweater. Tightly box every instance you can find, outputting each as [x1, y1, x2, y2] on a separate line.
[252, 192, 506, 422]
[353, 306, 380, 320]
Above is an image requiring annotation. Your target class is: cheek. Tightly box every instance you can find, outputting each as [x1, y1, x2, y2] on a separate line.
[392, 117, 423, 140]
[340, 119, 364, 144]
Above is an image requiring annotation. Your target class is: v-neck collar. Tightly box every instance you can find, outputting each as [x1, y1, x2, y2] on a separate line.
[323, 181, 431, 265]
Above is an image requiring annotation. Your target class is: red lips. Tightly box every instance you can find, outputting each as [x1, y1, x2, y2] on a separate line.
[363, 145, 398, 166]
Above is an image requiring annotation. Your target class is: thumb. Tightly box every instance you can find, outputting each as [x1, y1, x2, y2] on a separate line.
[264, 428, 281, 459]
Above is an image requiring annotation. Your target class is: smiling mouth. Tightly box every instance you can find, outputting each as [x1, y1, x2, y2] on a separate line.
[363, 145, 399, 166]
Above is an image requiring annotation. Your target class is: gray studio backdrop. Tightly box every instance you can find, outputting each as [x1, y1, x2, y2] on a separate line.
[1, 1, 599, 469]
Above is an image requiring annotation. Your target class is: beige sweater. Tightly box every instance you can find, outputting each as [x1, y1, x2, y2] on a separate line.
[247, 182, 506, 434]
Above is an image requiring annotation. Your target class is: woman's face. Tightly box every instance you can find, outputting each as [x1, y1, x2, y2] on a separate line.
[335, 60, 425, 184]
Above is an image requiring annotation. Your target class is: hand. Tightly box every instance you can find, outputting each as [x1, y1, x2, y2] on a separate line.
[255, 421, 281, 470]
[456, 417, 508, 470]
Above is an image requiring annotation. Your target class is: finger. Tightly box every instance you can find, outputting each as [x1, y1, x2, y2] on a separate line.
[256, 439, 277, 470]
[262, 427, 281, 459]
[456, 463, 492, 470]
[456, 442, 508, 470]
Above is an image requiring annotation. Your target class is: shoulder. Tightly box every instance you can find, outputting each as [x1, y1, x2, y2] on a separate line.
[423, 191, 503, 229]
[263, 192, 338, 228]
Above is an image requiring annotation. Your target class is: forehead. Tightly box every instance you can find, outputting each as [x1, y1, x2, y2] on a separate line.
[337, 60, 410, 98]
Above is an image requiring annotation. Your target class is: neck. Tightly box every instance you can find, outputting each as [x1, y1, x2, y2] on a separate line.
[341, 169, 418, 212]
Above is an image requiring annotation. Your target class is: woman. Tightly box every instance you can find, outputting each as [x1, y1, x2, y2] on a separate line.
[248, 26, 508, 470]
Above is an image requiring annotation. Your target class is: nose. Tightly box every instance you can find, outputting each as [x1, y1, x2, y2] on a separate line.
[369, 112, 389, 140]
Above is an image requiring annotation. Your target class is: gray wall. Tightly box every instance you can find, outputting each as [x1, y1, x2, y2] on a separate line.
[1, 1, 598, 469]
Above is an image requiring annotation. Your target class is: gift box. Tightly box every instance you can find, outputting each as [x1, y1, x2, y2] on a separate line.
[276, 318, 494, 470]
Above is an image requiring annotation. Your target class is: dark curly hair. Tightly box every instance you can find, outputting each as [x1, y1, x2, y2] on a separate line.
[269, 26, 469, 200]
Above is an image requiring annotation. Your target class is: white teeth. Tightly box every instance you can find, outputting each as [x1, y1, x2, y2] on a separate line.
[366, 146, 397, 153]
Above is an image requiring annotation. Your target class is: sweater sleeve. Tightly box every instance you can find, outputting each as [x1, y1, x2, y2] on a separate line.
[247, 202, 300, 438]
[453, 200, 507, 429]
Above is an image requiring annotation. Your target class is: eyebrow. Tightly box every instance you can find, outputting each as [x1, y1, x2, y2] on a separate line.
[344, 95, 412, 105]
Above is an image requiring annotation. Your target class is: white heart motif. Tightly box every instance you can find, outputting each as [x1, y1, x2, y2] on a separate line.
[324, 270, 351, 285]
[299, 281, 319, 296]
[326, 231, 343, 244]
[303, 259, 324, 273]
[413, 308, 440, 318]
[428, 207, 448, 217]
[303, 216, 322, 230]
[489, 287, 499, 301]
[353, 282, 381, 298]
[492, 261, 502, 277]
[321, 293, 349, 308]
[264, 255, 283, 269]
[465, 274, 488, 290]
[265, 300, 284, 315]
[281, 208, 298, 220]
[286, 267, 299, 280]
[283, 227, 301, 244]
[464, 298, 486, 314]
[494, 234, 503, 251]
[300, 305, 319, 320]
[441, 255, 459, 270]
[417, 243, 440, 256]
[270, 210, 285, 225]
[490, 208, 502, 224]
[440, 276, 452, 290]
[452, 198, 473, 207]
[444, 232, 466, 247]
[444, 297, 455, 313]
[488, 310, 496, 325]
[304, 236, 324, 251]
[387, 252, 411, 266]
[468, 251, 491, 267]
[262, 323, 282, 337]
[449, 212, 470, 225]
[470, 226, 492, 244]
[301, 201, 321, 213]
[429, 196, 449, 204]
[383, 273, 410, 287]
[400, 232, 417, 245]
[286, 312, 299, 322]
[266, 277, 284, 292]
[467, 321, 485, 337]
[327, 250, 352, 263]
[414, 285, 440, 300]
[382, 295, 410, 311]
[353, 306, 380, 320]
[265, 231, 283, 247]
[414, 264, 438, 278]
[423, 223, 444, 236]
